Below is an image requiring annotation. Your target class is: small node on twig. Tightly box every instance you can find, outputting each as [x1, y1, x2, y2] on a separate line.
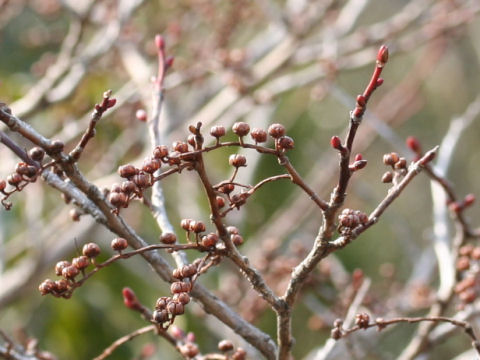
[382, 171, 393, 183]
[69, 208, 82, 221]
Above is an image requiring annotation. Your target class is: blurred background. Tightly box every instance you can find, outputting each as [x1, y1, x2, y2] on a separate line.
[0, 0, 480, 359]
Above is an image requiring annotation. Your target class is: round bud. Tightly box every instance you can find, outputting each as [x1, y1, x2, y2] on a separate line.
[48, 139, 64, 154]
[210, 125, 226, 138]
[382, 171, 393, 183]
[15, 162, 29, 176]
[142, 158, 161, 174]
[190, 220, 206, 233]
[181, 219, 193, 231]
[180, 343, 199, 358]
[111, 237, 128, 251]
[118, 164, 137, 178]
[167, 300, 185, 315]
[229, 154, 247, 167]
[167, 151, 181, 165]
[394, 157, 407, 169]
[72, 256, 89, 270]
[250, 128, 267, 143]
[390, 152, 400, 164]
[0, 180, 6, 191]
[180, 264, 197, 278]
[278, 136, 294, 150]
[268, 123, 285, 138]
[153, 145, 169, 159]
[226, 226, 239, 235]
[29, 147, 45, 162]
[62, 265, 79, 279]
[218, 340, 234, 352]
[219, 183, 234, 194]
[187, 134, 196, 147]
[55, 261, 71, 276]
[231, 234, 244, 246]
[330, 136, 342, 150]
[232, 122, 250, 137]
[155, 296, 170, 310]
[406, 136, 421, 153]
[355, 313, 370, 329]
[109, 192, 128, 208]
[7, 173, 22, 186]
[160, 232, 177, 244]
[83, 243, 101, 258]
[202, 233, 218, 247]
[39, 279, 55, 295]
[382, 154, 395, 166]
[110, 183, 122, 193]
[121, 181, 137, 194]
[55, 279, 69, 293]
[173, 141, 189, 153]
[174, 292, 190, 305]
[171, 281, 190, 294]
[172, 269, 183, 279]
[133, 173, 151, 188]
[136, 109, 147, 122]
[216, 196, 225, 208]
[153, 309, 169, 323]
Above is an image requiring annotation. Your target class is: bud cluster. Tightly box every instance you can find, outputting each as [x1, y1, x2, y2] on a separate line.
[152, 263, 198, 329]
[38, 242, 101, 297]
[338, 208, 369, 233]
[381, 151, 408, 184]
[454, 244, 480, 308]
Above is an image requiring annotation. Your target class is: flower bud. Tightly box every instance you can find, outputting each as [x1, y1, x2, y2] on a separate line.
[160, 232, 177, 244]
[136, 109, 147, 122]
[377, 45, 389, 64]
[118, 164, 137, 178]
[83, 243, 101, 258]
[55, 261, 71, 276]
[29, 147, 45, 162]
[72, 256, 89, 270]
[202, 233, 218, 247]
[229, 154, 247, 167]
[278, 136, 294, 150]
[232, 122, 250, 137]
[218, 340, 234, 352]
[62, 265, 79, 279]
[210, 125, 226, 139]
[153, 145, 169, 159]
[250, 128, 267, 143]
[39, 279, 55, 295]
[268, 123, 285, 138]
[111, 237, 128, 252]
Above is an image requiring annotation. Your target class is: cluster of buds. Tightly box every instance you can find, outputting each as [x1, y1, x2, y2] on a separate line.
[170, 325, 199, 358]
[381, 151, 408, 184]
[338, 208, 369, 233]
[152, 263, 197, 329]
[354, 312, 371, 329]
[454, 244, 480, 307]
[38, 242, 101, 297]
[0, 147, 46, 210]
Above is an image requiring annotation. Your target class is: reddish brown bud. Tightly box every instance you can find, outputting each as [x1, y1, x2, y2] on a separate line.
[109, 191, 128, 208]
[377, 45, 389, 64]
[69, 208, 81, 222]
[202, 233, 218, 247]
[118, 164, 137, 178]
[160, 232, 177, 244]
[167, 301, 185, 315]
[83, 242, 101, 258]
[121, 181, 137, 194]
[218, 340, 234, 352]
[227, 226, 239, 235]
[7, 173, 22, 186]
[355, 313, 370, 329]
[55, 261, 71, 276]
[0, 180, 6, 192]
[330, 136, 342, 150]
[39, 279, 55, 295]
[48, 139, 64, 154]
[250, 128, 267, 143]
[165, 56, 175, 69]
[406, 136, 422, 153]
[29, 147, 45, 162]
[133, 173, 151, 188]
[181, 264, 197, 278]
[216, 196, 225, 208]
[232, 122, 250, 137]
[278, 136, 294, 150]
[123, 287, 139, 309]
[210, 125, 226, 139]
[153, 309, 169, 323]
[376, 78, 384, 87]
[155, 296, 170, 310]
[187, 134, 196, 147]
[62, 265, 79, 279]
[231, 234, 244, 246]
[106, 98, 116, 108]
[167, 151, 181, 165]
[181, 219, 193, 231]
[174, 292, 190, 305]
[153, 145, 169, 159]
[351, 160, 367, 171]
[394, 157, 407, 169]
[55, 279, 69, 293]
[268, 123, 285, 138]
[381, 172, 393, 183]
[232, 348, 247, 360]
[229, 154, 247, 167]
[173, 141, 189, 153]
[110, 183, 122, 193]
[136, 109, 147, 122]
[219, 183, 235, 194]
[142, 158, 161, 174]
[179, 343, 199, 358]
[111, 237, 128, 252]
[356, 95, 366, 107]
[382, 154, 395, 166]
[354, 154, 363, 161]
[190, 220, 206, 233]
[171, 281, 190, 294]
[72, 256, 89, 270]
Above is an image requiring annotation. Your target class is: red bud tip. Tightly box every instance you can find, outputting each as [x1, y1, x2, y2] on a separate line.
[449, 202, 461, 213]
[136, 109, 147, 122]
[165, 56, 175, 69]
[356, 95, 366, 107]
[377, 45, 389, 64]
[122, 287, 138, 309]
[406, 136, 421, 153]
[354, 153, 363, 161]
[155, 34, 165, 51]
[106, 98, 116, 108]
[376, 78, 384, 87]
[464, 194, 475, 207]
[330, 136, 342, 150]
